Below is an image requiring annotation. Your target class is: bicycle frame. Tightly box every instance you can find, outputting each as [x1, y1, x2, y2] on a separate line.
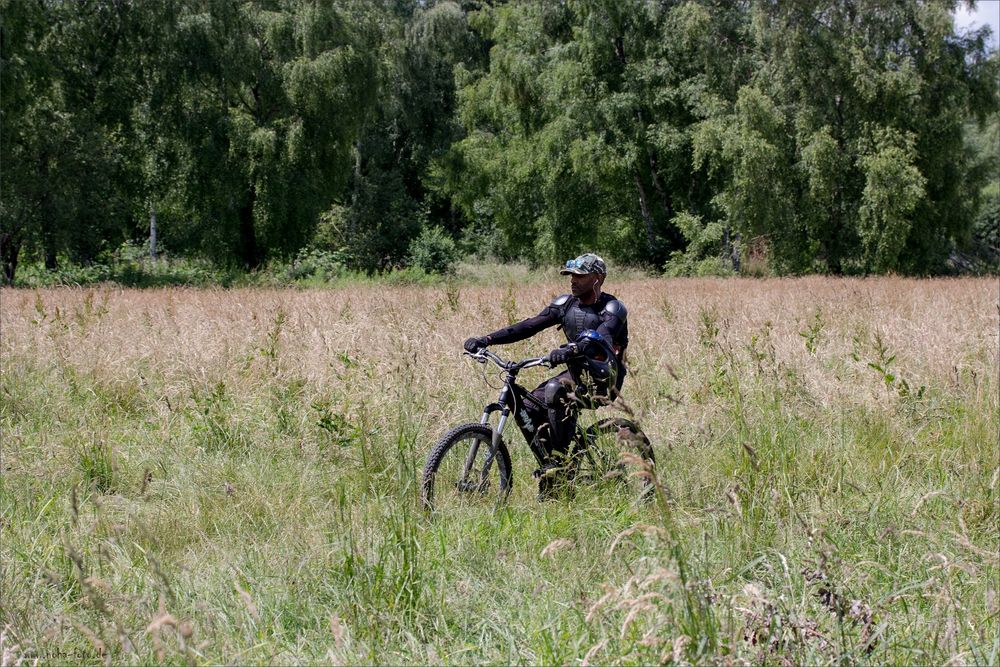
[464, 350, 557, 480]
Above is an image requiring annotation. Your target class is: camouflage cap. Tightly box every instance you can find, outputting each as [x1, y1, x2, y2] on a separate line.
[559, 253, 607, 276]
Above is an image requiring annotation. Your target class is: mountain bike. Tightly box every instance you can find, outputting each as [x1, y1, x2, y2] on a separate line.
[420, 347, 655, 511]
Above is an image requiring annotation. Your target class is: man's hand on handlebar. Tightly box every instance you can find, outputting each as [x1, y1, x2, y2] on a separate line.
[463, 344, 494, 365]
[464, 336, 489, 353]
[547, 344, 578, 366]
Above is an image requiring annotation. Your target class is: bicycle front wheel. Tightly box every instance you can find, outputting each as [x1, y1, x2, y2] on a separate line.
[421, 423, 513, 512]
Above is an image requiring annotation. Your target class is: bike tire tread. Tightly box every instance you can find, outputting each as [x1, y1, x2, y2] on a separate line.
[421, 422, 512, 511]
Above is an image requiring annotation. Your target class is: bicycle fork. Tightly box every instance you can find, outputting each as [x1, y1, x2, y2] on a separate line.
[464, 380, 549, 485]
[464, 385, 511, 483]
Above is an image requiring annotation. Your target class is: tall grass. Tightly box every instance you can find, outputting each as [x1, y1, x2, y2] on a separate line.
[1, 277, 997, 664]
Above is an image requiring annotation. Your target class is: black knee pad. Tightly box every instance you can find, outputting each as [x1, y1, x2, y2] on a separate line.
[543, 377, 570, 408]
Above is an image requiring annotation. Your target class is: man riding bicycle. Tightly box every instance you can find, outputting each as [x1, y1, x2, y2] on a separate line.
[463, 253, 629, 479]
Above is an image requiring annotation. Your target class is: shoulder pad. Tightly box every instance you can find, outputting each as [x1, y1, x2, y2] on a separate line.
[603, 299, 627, 321]
[550, 294, 572, 307]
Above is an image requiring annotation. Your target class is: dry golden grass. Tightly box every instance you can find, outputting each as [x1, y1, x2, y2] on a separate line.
[3, 277, 995, 445]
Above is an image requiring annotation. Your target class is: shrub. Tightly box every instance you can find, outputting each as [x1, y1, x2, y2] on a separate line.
[972, 193, 999, 266]
[408, 226, 459, 275]
[285, 248, 347, 282]
[662, 212, 735, 277]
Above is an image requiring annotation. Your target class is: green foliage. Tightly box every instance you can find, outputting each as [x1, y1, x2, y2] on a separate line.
[189, 381, 247, 454]
[13, 242, 237, 288]
[312, 400, 361, 452]
[693, 0, 998, 274]
[1, 0, 996, 280]
[78, 441, 118, 494]
[379, 266, 442, 286]
[973, 193, 1000, 264]
[442, 0, 731, 265]
[162, 1, 381, 268]
[284, 247, 347, 282]
[408, 225, 459, 275]
[798, 309, 825, 355]
[335, 170, 425, 273]
[852, 329, 927, 400]
[857, 128, 927, 271]
[663, 212, 734, 276]
[0, 0, 152, 280]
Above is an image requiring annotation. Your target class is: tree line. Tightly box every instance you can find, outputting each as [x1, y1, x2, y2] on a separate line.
[2, 0, 998, 283]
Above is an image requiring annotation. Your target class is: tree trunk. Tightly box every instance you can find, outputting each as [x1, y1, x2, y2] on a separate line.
[0, 231, 22, 285]
[633, 171, 656, 250]
[613, 35, 626, 66]
[38, 153, 58, 270]
[724, 227, 741, 272]
[615, 31, 676, 258]
[352, 136, 363, 208]
[646, 150, 685, 255]
[43, 245, 57, 270]
[149, 205, 158, 260]
[238, 186, 260, 269]
[647, 152, 673, 222]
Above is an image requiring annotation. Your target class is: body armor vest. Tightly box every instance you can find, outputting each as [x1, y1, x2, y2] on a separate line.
[561, 302, 603, 342]
[551, 294, 627, 351]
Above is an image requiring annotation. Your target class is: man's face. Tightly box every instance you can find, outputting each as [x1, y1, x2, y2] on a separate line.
[570, 272, 601, 298]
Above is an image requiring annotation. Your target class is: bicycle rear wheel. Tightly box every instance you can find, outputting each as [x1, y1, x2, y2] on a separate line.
[421, 423, 512, 511]
[581, 418, 656, 499]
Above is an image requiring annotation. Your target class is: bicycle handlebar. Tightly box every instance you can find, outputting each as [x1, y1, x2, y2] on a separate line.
[463, 344, 579, 371]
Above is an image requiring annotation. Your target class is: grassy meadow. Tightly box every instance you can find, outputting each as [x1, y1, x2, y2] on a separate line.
[1, 276, 998, 665]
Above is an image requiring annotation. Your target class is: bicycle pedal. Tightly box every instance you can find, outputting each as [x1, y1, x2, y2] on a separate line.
[533, 464, 564, 479]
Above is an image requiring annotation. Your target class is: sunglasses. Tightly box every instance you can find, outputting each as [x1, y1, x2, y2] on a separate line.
[564, 257, 603, 273]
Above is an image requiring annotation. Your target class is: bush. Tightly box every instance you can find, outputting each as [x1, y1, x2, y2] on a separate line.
[285, 248, 347, 282]
[408, 226, 459, 275]
[317, 172, 424, 273]
[947, 193, 1000, 275]
[13, 241, 236, 288]
[972, 193, 999, 264]
[662, 212, 735, 277]
[381, 266, 440, 285]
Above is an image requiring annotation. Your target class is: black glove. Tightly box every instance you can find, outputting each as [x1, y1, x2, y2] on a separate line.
[464, 336, 489, 353]
[548, 346, 573, 365]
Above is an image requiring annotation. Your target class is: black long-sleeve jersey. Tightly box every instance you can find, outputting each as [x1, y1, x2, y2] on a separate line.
[485, 292, 628, 356]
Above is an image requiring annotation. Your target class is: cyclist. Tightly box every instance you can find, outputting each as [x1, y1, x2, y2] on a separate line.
[463, 253, 629, 471]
